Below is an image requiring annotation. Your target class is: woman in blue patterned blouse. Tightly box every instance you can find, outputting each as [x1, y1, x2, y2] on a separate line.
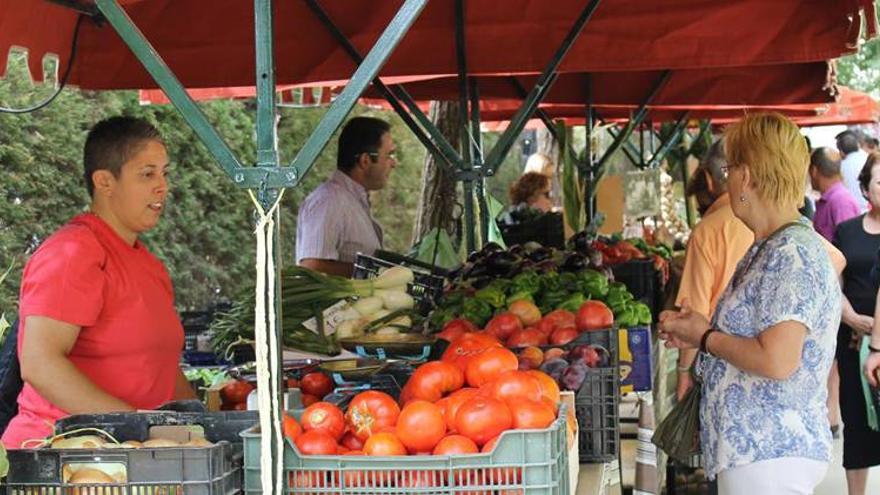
[659, 113, 840, 495]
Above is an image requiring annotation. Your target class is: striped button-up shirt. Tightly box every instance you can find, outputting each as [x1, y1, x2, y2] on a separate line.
[295, 170, 383, 264]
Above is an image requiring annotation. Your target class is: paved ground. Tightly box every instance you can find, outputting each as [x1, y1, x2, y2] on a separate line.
[815, 436, 880, 495]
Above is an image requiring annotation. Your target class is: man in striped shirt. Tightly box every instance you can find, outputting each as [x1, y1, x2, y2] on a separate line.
[295, 117, 396, 277]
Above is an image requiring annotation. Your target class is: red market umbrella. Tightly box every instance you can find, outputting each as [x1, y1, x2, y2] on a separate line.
[1, 0, 874, 90]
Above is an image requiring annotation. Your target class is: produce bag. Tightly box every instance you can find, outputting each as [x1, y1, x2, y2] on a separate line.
[652, 368, 701, 464]
[859, 337, 880, 431]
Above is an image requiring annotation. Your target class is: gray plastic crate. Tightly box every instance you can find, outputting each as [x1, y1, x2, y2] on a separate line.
[241, 404, 572, 494]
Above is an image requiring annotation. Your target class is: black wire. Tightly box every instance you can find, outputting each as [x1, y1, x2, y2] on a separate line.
[0, 14, 84, 114]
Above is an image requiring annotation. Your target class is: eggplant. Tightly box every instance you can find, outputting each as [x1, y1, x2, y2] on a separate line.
[535, 259, 557, 274]
[480, 242, 504, 255]
[485, 251, 520, 275]
[572, 231, 591, 252]
[508, 244, 525, 257]
[466, 250, 484, 263]
[527, 247, 552, 262]
[461, 262, 489, 280]
[518, 259, 537, 272]
[471, 276, 494, 290]
[562, 253, 589, 272]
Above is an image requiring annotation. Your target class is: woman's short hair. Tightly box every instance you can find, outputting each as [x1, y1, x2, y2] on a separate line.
[857, 151, 880, 198]
[509, 172, 550, 205]
[83, 116, 163, 197]
[724, 112, 808, 208]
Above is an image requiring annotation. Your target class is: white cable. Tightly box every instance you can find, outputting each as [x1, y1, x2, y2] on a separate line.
[248, 190, 285, 495]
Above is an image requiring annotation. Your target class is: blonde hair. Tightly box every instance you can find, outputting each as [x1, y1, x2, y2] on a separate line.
[524, 153, 555, 176]
[724, 112, 808, 208]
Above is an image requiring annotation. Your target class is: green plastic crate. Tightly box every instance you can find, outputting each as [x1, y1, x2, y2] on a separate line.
[241, 404, 571, 494]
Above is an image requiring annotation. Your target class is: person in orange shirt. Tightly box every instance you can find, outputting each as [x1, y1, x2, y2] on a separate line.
[675, 139, 754, 399]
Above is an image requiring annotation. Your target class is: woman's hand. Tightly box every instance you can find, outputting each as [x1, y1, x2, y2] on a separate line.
[865, 352, 880, 387]
[658, 301, 710, 350]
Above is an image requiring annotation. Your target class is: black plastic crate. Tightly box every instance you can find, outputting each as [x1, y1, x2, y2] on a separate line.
[5, 410, 256, 494]
[352, 253, 445, 315]
[610, 258, 663, 316]
[499, 211, 565, 249]
[575, 362, 619, 463]
[666, 456, 718, 495]
[322, 363, 412, 410]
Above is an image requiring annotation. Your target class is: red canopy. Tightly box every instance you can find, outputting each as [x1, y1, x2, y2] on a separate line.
[1, 1, 874, 90]
[363, 63, 839, 107]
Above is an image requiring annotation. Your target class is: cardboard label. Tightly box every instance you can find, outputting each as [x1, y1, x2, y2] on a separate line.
[301, 300, 353, 336]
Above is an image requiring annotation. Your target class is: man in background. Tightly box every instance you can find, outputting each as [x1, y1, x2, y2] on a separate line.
[837, 130, 869, 212]
[810, 147, 862, 241]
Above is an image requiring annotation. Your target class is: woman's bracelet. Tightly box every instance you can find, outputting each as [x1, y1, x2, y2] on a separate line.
[700, 328, 717, 356]
[676, 366, 691, 373]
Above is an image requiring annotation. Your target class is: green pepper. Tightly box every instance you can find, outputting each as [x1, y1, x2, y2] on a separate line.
[538, 289, 570, 314]
[615, 305, 640, 328]
[487, 278, 512, 293]
[579, 269, 609, 298]
[558, 293, 587, 313]
[475, 286, 507, 309]
[510, 271, 542, 296]
[462, 298, 493, 327]
[429, 307, 457, 328]
[540, 272, 562, 292]
[633, 302, 653, 325]
[558, 272, 580, 291]
[506, 291, 535, 306]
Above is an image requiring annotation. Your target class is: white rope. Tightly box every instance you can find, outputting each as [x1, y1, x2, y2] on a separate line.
[248, 189, 285, 495]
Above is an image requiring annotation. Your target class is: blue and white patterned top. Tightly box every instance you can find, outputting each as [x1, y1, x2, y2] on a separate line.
[696, 221, 840, 479]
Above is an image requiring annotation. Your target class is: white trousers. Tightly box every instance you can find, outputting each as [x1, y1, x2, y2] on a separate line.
[717, 457, 828, 495]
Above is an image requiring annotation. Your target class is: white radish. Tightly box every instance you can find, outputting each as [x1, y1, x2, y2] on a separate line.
[352, 296, 383, 316]
[373, 266, 414, 290]
[375, 290, 415, 311]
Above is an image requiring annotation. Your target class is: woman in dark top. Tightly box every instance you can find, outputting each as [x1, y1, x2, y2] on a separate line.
[833, 151, 880, 495]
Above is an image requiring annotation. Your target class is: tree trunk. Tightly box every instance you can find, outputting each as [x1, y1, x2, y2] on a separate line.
[412, 101, 462, 244]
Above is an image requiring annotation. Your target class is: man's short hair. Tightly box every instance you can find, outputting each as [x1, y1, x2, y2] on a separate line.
[836, 130, 861, 155]
[83, 116, 163, 197]
[867, 137, 880, 150]
[701, 139, 727, 186]
[337, 117, 391, 172]
[809, 147, 842, 178]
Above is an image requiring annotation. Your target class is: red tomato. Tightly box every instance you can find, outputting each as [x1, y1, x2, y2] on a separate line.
[507, 398, 556, 429]
[399, 470, 439, 489]
[438, 318, 478, 342]
[549, 325, 579, 345]
[484, 312, 523, 341]
[363, 432, 407, 456]
[505, 328, 548, 348]
[288, 470, 327, 495]
[465, 347, 519, 388]
[300, 372, 334, 398]
[433, 434, 479, 455]
[454, 397, 513, 446]
[483, 370, 544, 403]
[442, 388, 481, 432]
[526, 370, 561, 406]
[294, 430, 338, 455]
[400, 360, 464, 404]
[481, 437, 523, 484]
[282, 413, 302, 442]
[341, 451, 368, 488]
[340, 431, 365, 451]
[508, 300, 542, 326]
[441, 332, 503, 371]
[575, 301, 614, 331]
[345, 390, 401, 441]
[232, 402, 248, 411]
[396, 400, 447, 453]
[301, 393, 320, 407]
[300, 402, 346, 440]
[286, 377, 299, 389]
[543, 309, 576, 331]
[220, 380, 253, 405]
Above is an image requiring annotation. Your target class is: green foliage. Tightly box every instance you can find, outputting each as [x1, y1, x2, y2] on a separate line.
[0, 57, 427, 313]
[836, 4, 880, 98]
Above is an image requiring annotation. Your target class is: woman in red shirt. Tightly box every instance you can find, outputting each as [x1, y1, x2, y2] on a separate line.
[2, 116, 195, 448]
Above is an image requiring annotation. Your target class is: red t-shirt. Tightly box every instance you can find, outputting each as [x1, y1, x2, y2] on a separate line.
[2, 213, 183, 448]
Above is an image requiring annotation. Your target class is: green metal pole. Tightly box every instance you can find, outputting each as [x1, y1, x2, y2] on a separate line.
[483, 0, 603, 174]
[454, 0, 478, 251]
[645, 112, 690, 168]
[290, 0, 429, 181]
[604, 125, 642, 168]
[253, 2, 283, 494]
[584, 74, 596, 224]
[94, 0, 242, 177]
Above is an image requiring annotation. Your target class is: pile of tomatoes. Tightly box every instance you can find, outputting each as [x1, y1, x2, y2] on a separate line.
[281, 334, 561, 490]
[220, 371, 334, 410]
[437, 298, 613, 349]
